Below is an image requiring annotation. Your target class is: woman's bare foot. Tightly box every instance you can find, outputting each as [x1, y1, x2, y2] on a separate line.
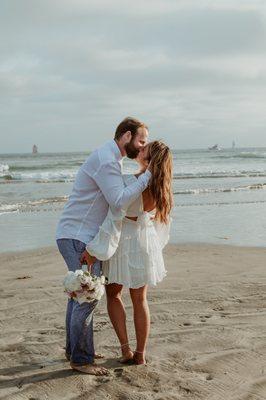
[119, 343, 134, 364]
[133, 351, 146, 365]
[70, 362, 109, 375]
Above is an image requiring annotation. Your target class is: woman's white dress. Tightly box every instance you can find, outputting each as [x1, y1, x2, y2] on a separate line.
[86, 174, 170, 289]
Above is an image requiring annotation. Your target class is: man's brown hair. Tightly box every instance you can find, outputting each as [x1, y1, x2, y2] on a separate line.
[114, 117, 148, 140]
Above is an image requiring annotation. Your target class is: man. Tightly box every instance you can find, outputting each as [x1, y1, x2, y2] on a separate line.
[56, 117, 151, 375]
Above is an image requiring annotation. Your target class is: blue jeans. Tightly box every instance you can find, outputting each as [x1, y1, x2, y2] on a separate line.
[57, 238, 101, 365]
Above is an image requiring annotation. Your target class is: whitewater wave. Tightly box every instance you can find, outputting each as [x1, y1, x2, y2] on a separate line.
[1, 169, 266, 183]
[0, 196, 68, 215]
[0, 170, 76, 182]
[0, 164, 9, 175]
[173, 171, 266, 180]
[174, 183, 266, 195]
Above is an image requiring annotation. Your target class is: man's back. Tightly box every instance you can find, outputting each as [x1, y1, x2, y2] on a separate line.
[56, 140, 122, 244]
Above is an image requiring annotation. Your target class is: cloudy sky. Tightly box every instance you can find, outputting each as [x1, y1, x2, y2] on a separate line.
[0, 0, 266, 152]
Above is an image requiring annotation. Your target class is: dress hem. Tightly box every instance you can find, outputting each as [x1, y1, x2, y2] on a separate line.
[105, 272, 167, 289]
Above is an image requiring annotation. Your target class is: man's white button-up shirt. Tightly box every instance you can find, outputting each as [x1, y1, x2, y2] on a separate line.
[56, 139, 151, 244]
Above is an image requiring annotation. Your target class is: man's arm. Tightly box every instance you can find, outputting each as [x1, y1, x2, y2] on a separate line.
[80, 161, 151, 266]
[93, 161, 151, 210]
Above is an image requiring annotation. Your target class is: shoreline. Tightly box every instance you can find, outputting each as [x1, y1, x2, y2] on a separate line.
[1, 240, 266, 258]
[1, 243, 266, 399]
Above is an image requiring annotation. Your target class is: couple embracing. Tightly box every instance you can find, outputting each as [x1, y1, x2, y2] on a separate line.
[56, 117, 173, 375]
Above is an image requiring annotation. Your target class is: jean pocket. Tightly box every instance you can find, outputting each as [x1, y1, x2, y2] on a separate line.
[73, 239, 86, 254]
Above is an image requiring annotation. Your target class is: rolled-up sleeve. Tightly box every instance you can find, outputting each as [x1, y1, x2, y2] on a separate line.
[93, 161, 151, 210]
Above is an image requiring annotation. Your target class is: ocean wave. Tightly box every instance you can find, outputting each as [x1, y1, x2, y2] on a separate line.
[0, 196, 68, 215]
[8, 161, 83, 171]
[1, 170, 266, 184]
[175, 199, 266, 207]
[173, 183, 266, 195]
[173, 171, 266, 180]
[0, 164, 9, 175]
[0, 170, 77, 182]
[216, 152, 266, 160]
[174, 183, 266, 195]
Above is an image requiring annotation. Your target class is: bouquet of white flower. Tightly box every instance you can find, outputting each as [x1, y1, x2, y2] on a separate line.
[63, 265, 106, 304]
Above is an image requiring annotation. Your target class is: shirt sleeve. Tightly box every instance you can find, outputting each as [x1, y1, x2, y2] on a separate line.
[93, 161, 151, 210]
[86, 207, 125, 260]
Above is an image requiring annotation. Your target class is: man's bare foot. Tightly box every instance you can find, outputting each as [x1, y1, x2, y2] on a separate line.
[70, 362, 109, 375]
[133, 351, 146, 365]
[66, 352, 104, 361]
[119, 343, 134, 364]
[94, 353, 105, 359]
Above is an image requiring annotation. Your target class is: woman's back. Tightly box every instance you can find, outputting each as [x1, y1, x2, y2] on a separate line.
[125, 174, 156, 221]
[142, 187, 156, 213]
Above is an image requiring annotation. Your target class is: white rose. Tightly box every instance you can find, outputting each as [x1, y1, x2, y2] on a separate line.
[79, 273, 92, 286]
[93, 284, 105, 300]
[63, 272, 81, 292]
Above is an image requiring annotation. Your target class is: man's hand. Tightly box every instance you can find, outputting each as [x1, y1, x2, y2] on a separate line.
[80, 250, 97, 271]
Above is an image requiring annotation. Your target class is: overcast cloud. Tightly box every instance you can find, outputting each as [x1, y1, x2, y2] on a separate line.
[0, 0, 266, 152]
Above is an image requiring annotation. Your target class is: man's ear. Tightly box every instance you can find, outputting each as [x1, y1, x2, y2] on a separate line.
[123, 131, 132, 144]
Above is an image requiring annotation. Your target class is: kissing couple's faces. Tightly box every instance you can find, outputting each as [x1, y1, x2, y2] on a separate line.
[136, 144, 150, 168]
[125, 127, 149, 159]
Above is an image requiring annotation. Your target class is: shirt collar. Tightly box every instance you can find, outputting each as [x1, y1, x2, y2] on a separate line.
[110, 139, 123, 161]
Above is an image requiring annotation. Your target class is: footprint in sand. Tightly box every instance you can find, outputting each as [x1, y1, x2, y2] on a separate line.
[16, 276, 32, 279]
[199, 314, 212, 322]
[114, 367, 124, 377]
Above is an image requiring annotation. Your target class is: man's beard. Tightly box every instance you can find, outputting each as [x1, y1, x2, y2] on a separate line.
[125, 140, 140, 159]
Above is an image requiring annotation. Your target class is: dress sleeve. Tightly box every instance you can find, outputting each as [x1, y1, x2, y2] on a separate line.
[85, 174, 139, 260]
[85, 207, 126, 261]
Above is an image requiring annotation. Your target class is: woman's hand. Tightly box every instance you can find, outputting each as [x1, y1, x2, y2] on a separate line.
[80, 250, 97, 271]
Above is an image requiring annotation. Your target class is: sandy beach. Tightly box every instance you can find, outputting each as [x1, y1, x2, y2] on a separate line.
[0, 243, 266, 400]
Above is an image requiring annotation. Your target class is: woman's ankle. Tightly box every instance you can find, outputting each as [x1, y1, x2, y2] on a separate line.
[121, 343, 132, 354]
[133, 350, 146, 364]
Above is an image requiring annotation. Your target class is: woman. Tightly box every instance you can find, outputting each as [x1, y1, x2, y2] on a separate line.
[85, 140, 173, 365]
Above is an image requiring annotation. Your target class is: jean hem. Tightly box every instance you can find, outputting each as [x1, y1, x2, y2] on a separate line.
[70, 357, 95, 365]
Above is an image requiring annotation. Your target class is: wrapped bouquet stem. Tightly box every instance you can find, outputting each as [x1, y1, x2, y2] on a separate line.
[63, 265, 106, 304]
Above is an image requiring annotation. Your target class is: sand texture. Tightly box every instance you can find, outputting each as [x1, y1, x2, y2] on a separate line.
[0, 243, 266, 400]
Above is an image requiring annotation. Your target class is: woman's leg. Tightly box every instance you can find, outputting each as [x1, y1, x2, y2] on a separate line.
[105, 283, 133, 361]
[129, 285, 150, 364]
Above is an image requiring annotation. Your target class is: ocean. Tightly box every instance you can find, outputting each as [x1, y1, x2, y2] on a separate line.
[1, 147, 266, 252]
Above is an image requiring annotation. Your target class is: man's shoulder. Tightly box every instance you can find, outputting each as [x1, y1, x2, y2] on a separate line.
[97, 140, 120, 166]
[82, 140, 120, 175]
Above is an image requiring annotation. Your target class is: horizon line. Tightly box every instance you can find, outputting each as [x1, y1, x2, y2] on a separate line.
[1, 145, 266, 156]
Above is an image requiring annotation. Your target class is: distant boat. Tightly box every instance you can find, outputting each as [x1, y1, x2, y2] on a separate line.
[208, 144, 221, 151]
[32, 144, 38, 154]
[232, 140, 236, 149]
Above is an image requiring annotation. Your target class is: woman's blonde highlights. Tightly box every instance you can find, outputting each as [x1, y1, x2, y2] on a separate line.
[148, 141, 173, 224]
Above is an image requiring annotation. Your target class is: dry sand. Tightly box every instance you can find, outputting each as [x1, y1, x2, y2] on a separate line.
[0, 243, 266, 400]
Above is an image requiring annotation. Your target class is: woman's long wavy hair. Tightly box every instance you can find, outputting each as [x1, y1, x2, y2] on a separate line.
[147, 140, 173, 224]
